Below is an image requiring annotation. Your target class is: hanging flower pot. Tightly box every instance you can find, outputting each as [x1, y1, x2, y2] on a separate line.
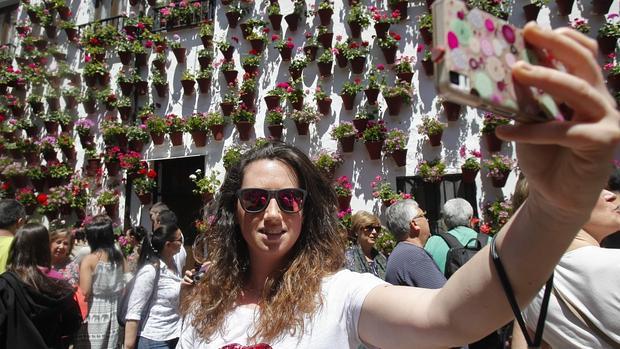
[106, 161, 120, 177]
[421, 58, 434, 76]
[43, 149, 57, 162]
[279, 46, 293, 61]
[337, 195, 352, 211]
[461, 167, 478, 184]
[336, 52, 348, 68]
[181, 79, 195, 96]
[32, 178, 46, 192]
[10, 175, 28, 189]
[317, 8, 333, 26]
[522, 3, 541, 21]
[349, 56, 366, 74]
[303, 45, 319, 61]
[202, 192, 214, 203]
[44, 25, 57, 39]
[220, 102, 235, 116]
[269, 14, 282, 31]
[364, 88, 379, 105]
[47, 97, 60, 111]
[119, 81, 134, 96]
[391, 1, 408, 20]
[364, 140, 385, 160]
[44, 121, 59, 135]
[173, 47, 186, 64]
[61, 148, 76, 162]
[592, 0, 613, 14]
[381, 47, 397, 64]
[443, 101, 462, 121]
[339, 135, 355, 153]
[64, 95, 78, 109]
[200, 34, 213, 47]
[118, 106, 133, 120]
[98, 72, 110, 86]
[428, 131, 443, 147]
[384, 95, 403, 115]
[85, 159, 102, 177]
[199, 56, 213, 70]
[264, 95, 281, 110]
[484, 132, 503, 152]
[154, 83, 168, 98]
[396, 72, 414, 84]
[317, 98, 332, 115]
[65, 28, 78, 41]
[289, 67, 303, 80]
[135, 81, 148, 96]
[137, 192, 152, 205]
[169, 131, 184, 146]
[223, 70, 238, 85]
[284, 13, 300, 31]
[135, 53, 148, 68]
[129, 140, 144, 153]
[374, 22, 390, 39]
[420, 27, 432, 45]
[240, 23, 253, 39]
[240, 92, 255, 108]
[597, 35, 618, 55]
[25, 204, 36, 216]
[348, 21, 362, 38]
[250, 39, 265, 53]
[267, 124, 283, 140]
[57, 5, 70, 20]
[153, 58, 166, 72]
[25, 152, 39, 165]
[317, 61, 332, 77]
[353, 119, 368, 133]
[391, 149, 407, 167]
[235, 121, 253, 141]
[221, 46, 235, 60]
[104, 204, 118, 219]
[119, 51, 133, 65]
[45, 210, 59, 222]
[555, 0, 574, 15]
[340, 93, 357, 110]
[151, 132, 165, 145]
[226, 11, 241, 28]
[30, 101, 44, 114]
[317, 32, 333, 48]
[607, 74, 620, 91]
[490, 171, 510, 188]
[294, 121, 309, 135]
[209, 124, 225, 141]
[197, 78, 211, 94]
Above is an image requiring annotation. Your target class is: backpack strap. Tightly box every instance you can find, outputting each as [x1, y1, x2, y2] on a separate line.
[477, 233, 489, 248]
[437, 233, 463, 249]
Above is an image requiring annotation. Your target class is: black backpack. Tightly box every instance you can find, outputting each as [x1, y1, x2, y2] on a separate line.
[117, 262, 160, 327]
[438, 233, 488, 278]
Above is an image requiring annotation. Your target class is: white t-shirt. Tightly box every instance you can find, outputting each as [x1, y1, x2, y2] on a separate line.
[127, 260, 183, 341]
[523, 246, 620, 349]
[177, 269, 387, 348]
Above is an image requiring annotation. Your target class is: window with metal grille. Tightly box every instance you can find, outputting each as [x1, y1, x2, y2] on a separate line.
[0, 2, 17, 45]
[151, 0, 215, 32]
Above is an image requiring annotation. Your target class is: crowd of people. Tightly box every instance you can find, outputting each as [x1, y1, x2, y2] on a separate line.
[0, 23, 619, 349]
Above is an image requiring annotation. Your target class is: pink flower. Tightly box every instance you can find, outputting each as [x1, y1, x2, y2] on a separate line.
[459, 145, 467, 158]
[137, 22, 145, 29]
[231, 36, 239, 43]
[85, 54, 92, 63]
[375, 175, 382, 181]
[145, 40, 153, 48]
[376, 63, 384, 70]
[271, 34, 280, 41]
[193, 2, 201, 7]
[336, 35, 342, 41]
[471, 150, 482, 158]
[160, 8, 171, 16]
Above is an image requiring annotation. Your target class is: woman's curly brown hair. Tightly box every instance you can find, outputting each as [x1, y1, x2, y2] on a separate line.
[181, 141, 345, 344]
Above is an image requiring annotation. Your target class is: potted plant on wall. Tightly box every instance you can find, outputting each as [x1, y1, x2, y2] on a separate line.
[417, 158, 446, 184]
[317, 25, 333, 48]
[334, 176, 353, 210]
[417, 116, 445, 147]
[199, 21, 214, 47]
[195, 67, 213, 94]
[442, 99, 462, 121]
[393, 56, 415, 83]
[316, 0, 333, 26]
[597, 14, 620, 55]
[186, 112, 209, 147]
[267, 2, 282, 31]
[264, 83, 287, 110]
[312, 150, 343, 178]
[126, 124, 149, 152]
[371, 8, 398, 39]
[289, 106, 320, 136]
[330, 122, 356, 153]
[225, 4, 243, 28]
[265, 107, 285, 140]
[340, 78, 363, 110]
[289, 56, 308, 80]
[346, 3, 370, 38]
[522, 0, 548, 21]
[377, 31, 401, 64]
[333, 38, 349, 68]
[153, 52, 167, 73]
[239, 72, 258, 107]
[133, 172, 157, 205]
[56, 133, 75, 162]
[364, 66, 386, 105]
[382, 81, 412, 115]
[103, 146, 122, 176]
[166, 113, 185, 146]
[370, 175, 399, 207]
[151, 71, 168, 98]
[604, 55, 620, 91]
[96, 189, 120, 218]
[286, 79, 304, 110]
[481, 112, 510, 152]
[247, 29, 268, 53]
[116, 96, 133, 121]
[484, 154, 515, 188]
[241, 52, 261, 75]
[217, 40, 235, 60]
[302, 32, 319, 61]
[316, 50, 333, 78]
[231, 104, 255, 141]
[117, 40, 133, 66]
[359, 120, 387, 160]
[569, 18, 590, 34]
[146, 115, 168, 145]
[345, 41, 369, 74]
[190, 169, 221, 203]
[62, 86, 80, 110]
[315, 85, 332, 115]
[461, 156, 480, 183]
[272, 35, 294, 61]
[198, 48, 214, 70]
[180, 69, 195, 96]
[205, 111, 227, 141]
[221, 59, 238, 85]
[220, 86, 239, 116]
[285, 0, 305, 31]
[384, 128, 408, 167]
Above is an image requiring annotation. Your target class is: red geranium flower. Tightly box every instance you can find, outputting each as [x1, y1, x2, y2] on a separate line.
[37, 193, 48, 205]
[147, 169, 157, 178]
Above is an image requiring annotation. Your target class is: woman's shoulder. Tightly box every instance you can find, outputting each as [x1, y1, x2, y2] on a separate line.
[322, 269, 387, 290]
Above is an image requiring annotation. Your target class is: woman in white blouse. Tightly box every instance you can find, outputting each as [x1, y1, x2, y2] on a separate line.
[124, 223, 183, 349]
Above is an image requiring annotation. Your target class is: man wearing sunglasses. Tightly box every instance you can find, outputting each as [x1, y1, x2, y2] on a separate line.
[384, 199, 446, 288]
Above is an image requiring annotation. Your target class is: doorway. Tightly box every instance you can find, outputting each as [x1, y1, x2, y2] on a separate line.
[155, 155, 205, 250]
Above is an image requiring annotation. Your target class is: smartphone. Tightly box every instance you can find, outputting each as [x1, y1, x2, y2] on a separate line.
[432, 0, 564, 123]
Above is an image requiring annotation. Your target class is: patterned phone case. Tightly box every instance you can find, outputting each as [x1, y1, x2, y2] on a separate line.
[432, 0, 563, 123]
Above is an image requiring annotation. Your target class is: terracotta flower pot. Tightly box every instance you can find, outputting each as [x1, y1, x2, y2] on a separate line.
[279, 46, 293, 61]
[348, 21, 362, 38]
[154, 83, 168, 98]
[292, 98, 302, 111]
[85, 159, 101, 177]
[317, 8, 333, 26]
[375, 22, 389, 39]
[349, 56, 366, 74]
[197, 78, 211, 94]
[202, 192, 214, 203]
[200, 35, 213, 48]
[397, 72, 414, 84]
[391, 1, 408, 20]
[381, 46, 397, 64]
[65, 28, 77, 41]
[421, 59, 434, 76]
[135, 53, 148, 68]
[443, 101, 461, 121]
[336, 53, 348, 68]
[226, 11, 241, 28]
[424, 130, 442, 147]
[151, 132, 165, 145]
[220, 102, 235, 116]
[592, 0, 613, 14]
[169, 131, 184, 146]
[484, 132, 503, 152]
[341, 93, 356, 110]
[181, 79, 195, 96]
[364, 88, 379, 105]
[284, 13, 299, 31]
[118, 106, 133, 121]
[420, 27, 433, 45]
[269, 14, 282, 31]
[317, 98, 332, 115]
[317, 61, 333, 77]
[491, 172, 510, 188]
[198, 56, 213, 70]
[337, 195, 352, 211]
[339, 135, 355, 153]
[104, 204, 118, 219]
[44, 121, 59, 135]
[364, 140, 385, 160]
[461, 167, 478, 184]
[223, 70, 238, 85]
[264, 95, 281, 110]
[317, 32, 333, 48]
[106, 161, 120, 177]
[294, 121, 309, 135]
[597, 35, 618, 55]
[353, 119, 368, 133]
[153, 59, 166, 72]
[522, 3, 541, 21]
[303, 45, 319, 61]
[64, 95, 78, 109]
[289, 67, 303, 80]
[250, 39, 265, 53]
[235, 121, 253, 141]
[391, 149, 407, 167]
[384, 95, 403, 115]
[209, 124, 225, 141]
[191, 130, 208, 147]
[172, 47, 186, 64]
[137, 193, 152, 205]
[119, 51, 133, 65]
[129, 140, 144, 153]
[221, 46, 234, 60]
[555, 0, 574, 15]
[267, 124, 283, 140]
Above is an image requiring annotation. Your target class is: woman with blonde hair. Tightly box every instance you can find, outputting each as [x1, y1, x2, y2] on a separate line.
[177, 24, 620, 349]
[345, 211, 387, 279]
[50, 228, 80, 287]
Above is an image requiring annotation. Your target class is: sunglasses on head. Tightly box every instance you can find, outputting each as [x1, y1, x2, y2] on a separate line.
[236, 188, 307, 213]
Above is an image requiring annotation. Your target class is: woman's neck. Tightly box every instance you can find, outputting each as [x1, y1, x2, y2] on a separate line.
[51, 257, 68, 268]
[359, 242, 373, 260]
[567, 230, 599, 252]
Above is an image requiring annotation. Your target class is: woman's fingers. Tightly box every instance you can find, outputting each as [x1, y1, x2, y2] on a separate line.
[522, 23, 604, 88]
[512, 61, 610, 121]
[554, 27, 599, 58]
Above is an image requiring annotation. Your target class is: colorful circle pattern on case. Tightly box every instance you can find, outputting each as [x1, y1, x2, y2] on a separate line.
[441, 0, 563, 122]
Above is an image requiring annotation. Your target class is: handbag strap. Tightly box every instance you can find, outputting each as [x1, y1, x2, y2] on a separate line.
[490, 236, 553, 348]
[139, 261, 161, 332]
[553, 286, 620, 348]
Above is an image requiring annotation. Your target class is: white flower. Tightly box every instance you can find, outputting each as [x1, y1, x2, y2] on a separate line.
[189, 174, 197, 180]
[195, 169, 202, 175]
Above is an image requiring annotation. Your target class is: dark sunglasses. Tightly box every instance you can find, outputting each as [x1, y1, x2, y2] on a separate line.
[363, 225, 382, 233]
[236, 188, 307, 213]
